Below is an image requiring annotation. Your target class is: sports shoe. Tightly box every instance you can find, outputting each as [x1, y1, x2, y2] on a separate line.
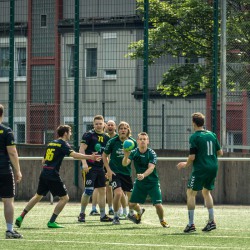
[127, 214, 140, 224]
[112, 216, 120, 225]
[89, 209, 100, 216]
[78, 213, 86, 222]
[119, 213, 127, 220]
[47, 221, 64, 228]
[108, 208, 114, 215]
[135, 208, 145, 224]
[184, 224, 196, 233]
[6, 230, 23, 239]
[160, 220, 170, 228]
[202, 220, 216, 232]
[15, 216, 23, 228]
[100, 214, 113, 222]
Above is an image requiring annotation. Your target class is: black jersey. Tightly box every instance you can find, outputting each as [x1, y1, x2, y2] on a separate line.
[0, 124, 15, 174]
[81, 129, 109, 170]
[41, 139, 73, 180]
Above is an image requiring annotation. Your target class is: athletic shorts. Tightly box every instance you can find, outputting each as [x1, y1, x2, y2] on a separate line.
[130, 180, 162, 205]
[37, 175, 67, 197]
[110, 173, 133, 192]
[0, 172, 15, 198]
[187, 168, 218, 191]
[83, 169, 106, 189]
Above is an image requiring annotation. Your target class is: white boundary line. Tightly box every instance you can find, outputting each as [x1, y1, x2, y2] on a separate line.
[0, 239, 248, 249]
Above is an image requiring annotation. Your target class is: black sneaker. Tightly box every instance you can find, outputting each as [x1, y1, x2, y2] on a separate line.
[6, 230, 23, 239]
[202, 220, 216, 232]
[100, 214, 113, 222]
[78, 213, 86, 222]
[184, 224, 196, 233]
[127, 214, 141, 224]
[112, 216, 120, 225]
[108, 208, 114, 215]
[89, 209, 100, 216]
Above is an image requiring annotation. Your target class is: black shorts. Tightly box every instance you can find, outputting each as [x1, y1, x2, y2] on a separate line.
[0, 172, 15, 198]
[84, 169, 106, 189]
[110, 173, 133, 192]
[37, 175, 67, 197]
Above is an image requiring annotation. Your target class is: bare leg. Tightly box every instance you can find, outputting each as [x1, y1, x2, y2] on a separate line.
[3, 198, 14, 225]
[202, 188, 214, 221]
[186, 188, 197, 225]
[155, 203, 164, 221]
[91, 188, 99, 211]
[53, 195, 69, 215]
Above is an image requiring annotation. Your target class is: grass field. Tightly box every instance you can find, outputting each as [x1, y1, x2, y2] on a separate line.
[0, 202, 249, 250]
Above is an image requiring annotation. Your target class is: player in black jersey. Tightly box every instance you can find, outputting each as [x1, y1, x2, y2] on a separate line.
[15, 125, 101, 229]
[0, 104, 23, 239]
[78, 115, 112, 223]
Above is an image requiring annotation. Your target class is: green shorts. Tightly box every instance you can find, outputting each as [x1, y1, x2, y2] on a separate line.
[188, 168, 218, 191]
[129, 180, 162, 205]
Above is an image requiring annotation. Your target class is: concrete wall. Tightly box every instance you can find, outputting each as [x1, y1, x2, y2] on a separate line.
[16, 145, 250, 204]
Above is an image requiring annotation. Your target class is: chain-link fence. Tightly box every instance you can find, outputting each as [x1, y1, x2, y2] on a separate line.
[0, 0, 248, 152]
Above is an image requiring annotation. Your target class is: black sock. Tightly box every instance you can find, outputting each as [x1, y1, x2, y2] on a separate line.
[49, 213, 58, 223]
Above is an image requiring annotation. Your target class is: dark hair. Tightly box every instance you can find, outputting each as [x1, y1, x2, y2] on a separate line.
[57, 125, 71, 137]
[0, 104, 4, 117]
[192, 112, 205, 127]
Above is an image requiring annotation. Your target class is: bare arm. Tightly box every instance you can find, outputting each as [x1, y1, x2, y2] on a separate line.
[79, 143, 89, 172]
[69, 151, 101, 161]
[7, 146, 22, 183]
[137, 163, 155, 181]
[102, 152, 114, 179]
[217, 149, 223, 157]
[177, 154, 195, 170]
[122, 150, 131, 166]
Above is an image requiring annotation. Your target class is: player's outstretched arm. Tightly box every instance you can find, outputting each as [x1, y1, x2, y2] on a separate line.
[70, 151, 102, 161]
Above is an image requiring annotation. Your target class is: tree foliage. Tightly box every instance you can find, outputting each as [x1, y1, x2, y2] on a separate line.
[128, 0, 250, 96]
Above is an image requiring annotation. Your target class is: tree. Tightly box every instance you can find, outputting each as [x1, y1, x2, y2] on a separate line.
[128, 0, 250, 96]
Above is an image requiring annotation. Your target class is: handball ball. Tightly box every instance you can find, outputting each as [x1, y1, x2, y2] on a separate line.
[123, 139, 135, 151]
[94, 143, 101, 152]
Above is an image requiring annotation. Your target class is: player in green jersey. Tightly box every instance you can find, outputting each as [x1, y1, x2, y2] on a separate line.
[177, 112, 223, 233]
[103, 121, 138, 225]
[122, 132, 170, 228]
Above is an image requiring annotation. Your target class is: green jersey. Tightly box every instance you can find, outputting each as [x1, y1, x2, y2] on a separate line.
[129, 147, 159, 183]
[189, 130, 221, 173]
[104, 135, 137, 176]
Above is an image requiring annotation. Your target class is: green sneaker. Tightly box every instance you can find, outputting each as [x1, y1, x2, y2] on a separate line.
[47, 221, 64, 228]
[15, 216, 23, 228]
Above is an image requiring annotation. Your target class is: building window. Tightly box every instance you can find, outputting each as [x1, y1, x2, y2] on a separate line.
[41, 15, 47, 27]
[0, 47, 9, 77]
[43, 130, 54, 144]
[86, 48, 97, 77]
[67, 45, 74, 78]
[17, 48, 26, 77]
[15, 123, 25, 143]
[104, 69, 117, 79]
[227, 131, 243, 152]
